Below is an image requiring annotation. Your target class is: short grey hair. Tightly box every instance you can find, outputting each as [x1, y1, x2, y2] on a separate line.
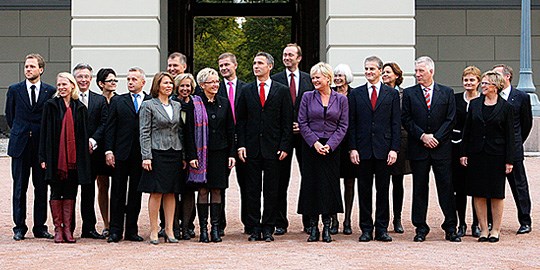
[364, 56, 383, 69]
[196, 67, 219, 86]
[334, 64, 354, 84]
[128, 66, 146, 80]
[255, 52, 274, 67]
[73, 63, 93, 75]
[415, 56, 435, 72]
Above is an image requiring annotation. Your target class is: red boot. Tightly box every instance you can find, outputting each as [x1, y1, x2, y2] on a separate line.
[62, 200, 76, 243]
[50, 200, 64, 243]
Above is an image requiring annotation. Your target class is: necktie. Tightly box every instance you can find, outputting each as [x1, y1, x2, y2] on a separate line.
[289, 73, 296, 104]
[424, 87, 431, 110]
[500, 92, 507, 100]
[228, 81, 236, 123]
[133, 93, 140, 113]
[81, 92, 88, 107]
[259, 83, 265, 107]
[371, 85, 377, 110]
[30, 85, 36, 107]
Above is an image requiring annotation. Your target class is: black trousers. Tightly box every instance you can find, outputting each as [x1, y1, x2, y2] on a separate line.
[11, 135, 48, 235]
[411, 157, 457, 234]
[358, 159, 390, 234]
[245, 156, 279, 232]
[507, 160, 532, 226]
[109, 153, 142, 236]
[276, 134, 302, 229]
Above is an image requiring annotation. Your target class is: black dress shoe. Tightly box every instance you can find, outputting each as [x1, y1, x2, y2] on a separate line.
[456, 225, 467, 238]
[274, 227, 287, 235]
[375, 232, 393, 242]
[219, 229, 225, 237]
[517, 225, 532, 234]
[248, 231, 262, 241]
[34, 231, 54, 239]
[471, 225, 481, 238]
[488, 235, 500, 242]
[81, 230, 106, 239]
[358, 232, 373, 242]
[303, 227, 312, 234]
[343, 224, 353, 235]
[125, 234, 144, 242]
[478, 236, 489, 242]
[174, 229, 181, 240]
[107, 234, 122, 243]
[445, 232, 462, 242]
[413, 233, 426, 242]
[393, 220, 404, 234]
[188, 228, 196, 238]
[13, 232, 25, 241]
[263, 232, 274, 242]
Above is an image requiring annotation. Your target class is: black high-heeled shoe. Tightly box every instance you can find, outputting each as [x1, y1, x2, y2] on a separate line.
[164, 233, 179, 243]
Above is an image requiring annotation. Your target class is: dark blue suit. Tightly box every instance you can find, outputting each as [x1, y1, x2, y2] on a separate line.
[5, 80, 54, 235]
[348, 83, 400, 234]
[401, 82, 458, 235]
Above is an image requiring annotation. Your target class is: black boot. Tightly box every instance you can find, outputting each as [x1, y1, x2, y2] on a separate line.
[393, 218, 404, 234]
[330, 214, 339, 235]
[210, 203, 222, 243]
[307, 216, 320, 242]
[197, 204, 209, 243]
[322, 215, 332, 243]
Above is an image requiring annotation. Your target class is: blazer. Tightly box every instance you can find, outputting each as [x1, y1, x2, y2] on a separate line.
[39, 97, 91, 185]
[139, 98, 184, 160]
[217, 79, 247, 110]
[272, 70, 314, 121]
[298, 90, 349, 152]
[5, 80, 55, 158]
[461, 96, 515, 164]
[104, 92, 152, 161]
[236, 80, 293, 159]
[401, 82, 456, 160]
[505, 87, 533, 161]
[348, 83, 400, 160]
[85, 90, 108, 143]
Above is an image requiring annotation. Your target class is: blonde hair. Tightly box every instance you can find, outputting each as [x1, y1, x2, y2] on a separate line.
[55, 72, 80, 100]
[310, 62, 334, 84]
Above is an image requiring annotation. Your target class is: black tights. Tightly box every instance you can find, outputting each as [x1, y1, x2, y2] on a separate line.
[343, 178, 355, 225]
[391, 174, 404, 220]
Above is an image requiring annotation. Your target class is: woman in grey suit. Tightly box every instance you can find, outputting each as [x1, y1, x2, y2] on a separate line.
[138, 72, 185, 244]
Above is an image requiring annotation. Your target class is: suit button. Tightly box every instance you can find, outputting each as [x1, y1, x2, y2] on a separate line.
[260, 133, 263, 137]
[483, 136, 486, 139]
[212, 130, 216, 133]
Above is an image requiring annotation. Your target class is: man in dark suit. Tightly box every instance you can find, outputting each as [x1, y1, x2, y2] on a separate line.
[237, 52, 293, 241]
[493, 64, 533, 234]
[349, 56, 401, 242]
[217, 52, 247, 234]
[72, 63, 108, 239]
[167, 52, 187, 77]
[401, 56, 461, 242]
[105, 67, 151, 243]
[5, 53, 54, 241]
[271, 43, 314, 235]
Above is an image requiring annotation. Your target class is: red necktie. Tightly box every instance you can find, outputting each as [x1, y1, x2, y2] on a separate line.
[289, 73, 296, 104]
[371, 85, 377, 110]
[259, 82, 265, 107]
[424, 87, 431, 110]
[228, 81, 236, 123]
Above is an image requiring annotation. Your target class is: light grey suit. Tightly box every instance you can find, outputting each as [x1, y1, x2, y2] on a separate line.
[139, 98, 184, 160]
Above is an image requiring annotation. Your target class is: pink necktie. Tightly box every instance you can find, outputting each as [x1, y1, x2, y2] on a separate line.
[228, 81, 236, 124]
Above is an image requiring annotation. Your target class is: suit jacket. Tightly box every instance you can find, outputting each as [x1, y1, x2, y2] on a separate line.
[401, 82, 456, 160]
[272, 70, 314, 121]
[85, 90, 108, 144]
[505, 87, 533, 161]
[461, 96, 515, 164]
[236, 80, 293, 159]
[105, 92, 152, 161]
[5, 80, 55, 158]
[139, 98, 184, 160]
[298, 90, 349, 152]
[217, 79, 247, 110]
[348, 83, 401, 160]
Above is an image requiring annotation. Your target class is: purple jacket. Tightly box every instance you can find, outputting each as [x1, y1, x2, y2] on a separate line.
[298, 89, 349, 151]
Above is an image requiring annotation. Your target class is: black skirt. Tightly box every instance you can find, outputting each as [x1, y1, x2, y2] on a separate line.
[338, 135, 357, 179]
[297, 139, 344, 216]
[204, 148, 230, 189]
[389, 133, 412, 176]
[91, 148, 113, 177]
[451, 142, 467, 194]
[138, 149, 183, 194]
[466, 152, 507, 199]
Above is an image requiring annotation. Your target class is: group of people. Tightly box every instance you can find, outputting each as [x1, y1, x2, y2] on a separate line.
[7, 45, 533, 245]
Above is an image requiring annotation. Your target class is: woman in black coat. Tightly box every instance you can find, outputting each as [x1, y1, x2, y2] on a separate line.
[460, 71, 515, 242]
[39, 72, 91, 243]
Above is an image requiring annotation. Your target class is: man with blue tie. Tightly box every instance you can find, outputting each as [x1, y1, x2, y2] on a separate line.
[348, 56, 401, 242]
[6, 53, 55, 241]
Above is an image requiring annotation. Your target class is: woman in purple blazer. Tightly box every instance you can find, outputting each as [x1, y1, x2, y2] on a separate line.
[297, 62, 349, 243]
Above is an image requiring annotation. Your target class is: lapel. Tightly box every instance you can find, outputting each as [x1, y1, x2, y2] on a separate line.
[358, 84, 372, 109]
[265, 81, 278, 104]
[36, 81, 51, 108]
[235, 80, 245, 107]
[151, 98, 172, 122]
[123, 93, 137, 114]
[85, 91, 95, 112]
[249, 83, 263, 108]
[430, 83, 442, 108]
[327, 90, 338, 111]
[482, 96, 505, 124]
[508, 87, 518, 104]
[18, 81, 33, 110]
[413, 84, 429, 110]
[374, 85, 389, 111]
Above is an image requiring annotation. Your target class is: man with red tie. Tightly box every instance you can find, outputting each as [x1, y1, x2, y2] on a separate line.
[236, 52, 293, 242]
[271, 44, 314, 235]
[348, 56, 401, 242]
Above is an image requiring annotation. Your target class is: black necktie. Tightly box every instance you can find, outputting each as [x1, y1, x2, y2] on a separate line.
[30, 85, 36, 107]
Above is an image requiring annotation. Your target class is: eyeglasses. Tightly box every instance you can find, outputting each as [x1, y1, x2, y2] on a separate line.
[104, 79, 118, 83]
[204, 80, 220, 85]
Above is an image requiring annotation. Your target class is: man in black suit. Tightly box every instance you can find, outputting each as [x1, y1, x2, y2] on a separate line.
[5, 53, 54, 241]
[105, 67, 151, 243]
[349, 56, 401, 242]
[271, 43, 314, 235]
[401, 56, 461, 242]
[72, 63, 108, 239]
[217, 52, 247, 234]
[237, 52, 293, 241]
[493, 64, 533, 234]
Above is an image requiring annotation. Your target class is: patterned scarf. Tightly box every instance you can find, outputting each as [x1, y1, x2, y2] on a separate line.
[57, 103, 77, 181]
[187, 95, 208, 184]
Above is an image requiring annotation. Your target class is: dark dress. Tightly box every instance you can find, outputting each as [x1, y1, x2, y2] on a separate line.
[333, 86, 356, 179]
[451, 92, 477, 194]
[390, 87, 412, 176]
[461, 96, 515, 199]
